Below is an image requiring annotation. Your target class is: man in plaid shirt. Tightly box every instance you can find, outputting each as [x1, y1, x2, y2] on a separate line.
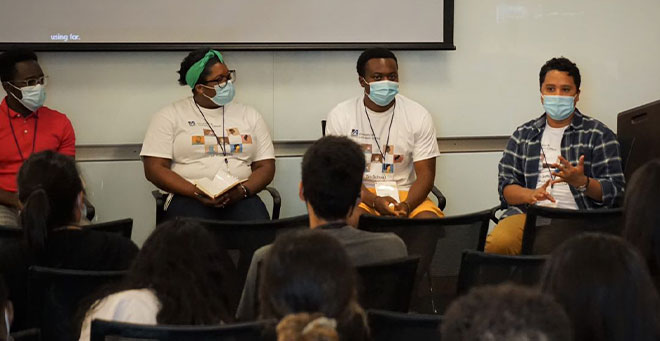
[486, 57, 625, 255]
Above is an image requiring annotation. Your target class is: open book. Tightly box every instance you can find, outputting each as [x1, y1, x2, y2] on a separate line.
[193, 171, 245, 199]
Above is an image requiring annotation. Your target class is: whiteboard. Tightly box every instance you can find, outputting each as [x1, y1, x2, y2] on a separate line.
[32, 0, 660, 143]
[0, 0, 451, 49]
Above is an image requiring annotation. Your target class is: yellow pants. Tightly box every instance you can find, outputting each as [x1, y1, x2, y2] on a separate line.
[485, 214, 527, 255]
[358, 188, 444, 218]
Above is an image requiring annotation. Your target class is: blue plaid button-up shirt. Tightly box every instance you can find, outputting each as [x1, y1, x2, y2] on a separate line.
[498, 110, 625, 216]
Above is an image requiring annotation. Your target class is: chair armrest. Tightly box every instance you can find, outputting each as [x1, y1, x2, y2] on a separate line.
[151, 190, 165, 208]
[489, 204, 504, 224]
[83, 196, 96, 221]
[430, 186, 447, 211]
[262, 187, 281, 220]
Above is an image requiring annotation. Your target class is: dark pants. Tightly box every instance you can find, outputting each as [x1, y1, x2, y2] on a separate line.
[164, 194, 270, 221]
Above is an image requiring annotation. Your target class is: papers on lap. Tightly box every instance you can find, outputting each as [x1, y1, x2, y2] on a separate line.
[193, 171, 245, 199]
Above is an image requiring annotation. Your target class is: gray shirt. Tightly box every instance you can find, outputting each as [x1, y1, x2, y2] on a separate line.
[235, 225, 407, 320]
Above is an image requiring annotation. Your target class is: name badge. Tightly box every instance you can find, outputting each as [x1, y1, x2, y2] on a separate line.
[375, 181, 400, 202]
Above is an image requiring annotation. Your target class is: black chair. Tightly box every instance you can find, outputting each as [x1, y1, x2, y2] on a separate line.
[11, 328, 41, 341]
[358, 210, 491, 313]
[356, 256, 420, 312]
[26, 266, 126, 341]
[90, 319, 272, 341]
[456, 250, 547, 296]
[152, 186, 282, 225]
[180, 215, 308, 311]
[320, 119, 447, 210]
[87, 218, 133, 239]
[367, 309, 442, 341]
[521, 205, 624, 255]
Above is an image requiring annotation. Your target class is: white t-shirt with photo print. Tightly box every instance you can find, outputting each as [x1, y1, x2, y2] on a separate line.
[140, 97, 274, 182]
[534, 123, 579, 210]
[326, 94, 440, 190]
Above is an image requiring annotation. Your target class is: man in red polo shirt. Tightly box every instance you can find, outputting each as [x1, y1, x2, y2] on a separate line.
[0, 48, 75, 227]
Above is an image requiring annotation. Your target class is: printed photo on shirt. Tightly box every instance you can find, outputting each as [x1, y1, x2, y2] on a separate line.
[227, 128, 240, 136]
[231, 144, 243, 153]
[365, 163, 371, 172]
[361, 144, 372, 154]
[242, 134, 253, 144]
[203, 129, 215, 136]
[192, 136, 205, 145]
[205, 145, 220, 155]
[385, 145, 394, 155]
[382, 163, 394, 174]
[371, 154, 383, 163]
[393, 154, 404, 163]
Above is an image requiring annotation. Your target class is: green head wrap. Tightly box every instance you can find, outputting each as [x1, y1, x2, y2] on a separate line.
[185, 50, 224, 88]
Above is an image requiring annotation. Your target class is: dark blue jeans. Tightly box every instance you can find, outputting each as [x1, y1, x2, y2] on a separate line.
[164, 194, 270, 221]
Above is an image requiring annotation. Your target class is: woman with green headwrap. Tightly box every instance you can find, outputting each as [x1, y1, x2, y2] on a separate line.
[140, 48, 275, 221]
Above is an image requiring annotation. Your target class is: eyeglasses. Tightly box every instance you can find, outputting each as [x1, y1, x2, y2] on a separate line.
[204, 70, 236, 87]
[11, 76, 48, 87]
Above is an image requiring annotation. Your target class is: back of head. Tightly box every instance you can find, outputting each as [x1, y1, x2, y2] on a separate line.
[540, 233, 660, 341]
[259, 230, 366, 340]
[302, 136, 365, 221]
[0, 47, 38, 83]
[17, 150, 82, 255]
[442, 283, 571, 341]
[539, 57, 581, 90]
[622, 159, 660, 275]
[356, 48, 398, 77]
[123, 219, 233, 324]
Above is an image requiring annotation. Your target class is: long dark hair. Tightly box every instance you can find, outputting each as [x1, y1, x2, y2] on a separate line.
[259, 230, 367, 341]
[540, 233, 660, 341]
[87, 219, 233, 324]
[622, 159, 660, 277]
[17, 150, 83, 256]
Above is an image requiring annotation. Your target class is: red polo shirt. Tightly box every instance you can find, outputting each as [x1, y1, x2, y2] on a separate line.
[0, 97, 75, 192]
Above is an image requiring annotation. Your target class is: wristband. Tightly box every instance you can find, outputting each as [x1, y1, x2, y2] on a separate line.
[239, 183, 250, 198]
[400, 201, 411, 214]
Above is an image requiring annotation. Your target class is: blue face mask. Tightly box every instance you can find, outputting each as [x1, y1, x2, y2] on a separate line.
[543, 95, 576, 121]
[9, 83, 46, 112]
[203, 81, 235, 106]
[365, 80, 399, 106]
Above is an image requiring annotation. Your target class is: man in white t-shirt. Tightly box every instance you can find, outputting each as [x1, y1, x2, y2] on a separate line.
[487, 57, 625, 255]
[326, 48, 443, 225]
[141, 48, 275, 221]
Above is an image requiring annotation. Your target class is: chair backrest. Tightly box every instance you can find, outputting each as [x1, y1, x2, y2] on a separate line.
[355, 256, 420, 312]
[367, 309, 442, 341]
[181, 215, 309, 284]
[87, 218, 133, 239]
[11, 328, 41, 341]
[521, 205, 624, 255]
[90, 319, 271, 341]
[0, 225, 22, 250]
[27, 266, 126, 341]
[359, 210, 491, 279]
[456, 250, 547, 296]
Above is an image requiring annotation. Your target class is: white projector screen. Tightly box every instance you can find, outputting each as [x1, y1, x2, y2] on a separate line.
[0, 0, 454, 51]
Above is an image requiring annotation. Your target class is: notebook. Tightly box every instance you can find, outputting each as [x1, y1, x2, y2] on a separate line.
[193, 171, 245, 199]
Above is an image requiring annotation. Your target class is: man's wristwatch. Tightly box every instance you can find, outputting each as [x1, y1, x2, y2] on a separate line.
[576, 176, 590, 193]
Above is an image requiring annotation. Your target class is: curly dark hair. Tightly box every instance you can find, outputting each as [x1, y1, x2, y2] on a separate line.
[539, 57, 581, 90]
[177, 47, 223, 89]
[442, 283, 572, 341]
[541, 233, 660, 341]
[84, 219, 234, 325]
[259, 230, 368, 341]
[302, 136, 365, 221]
